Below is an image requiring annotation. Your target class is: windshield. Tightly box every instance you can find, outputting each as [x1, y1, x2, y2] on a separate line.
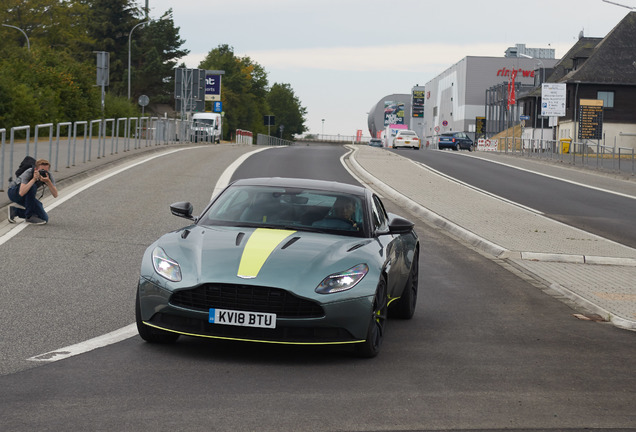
[199, 185, 366, 236]
[193, 119, 215, 126]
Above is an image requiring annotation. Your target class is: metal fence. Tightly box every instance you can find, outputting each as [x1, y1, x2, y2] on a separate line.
[0, 116, 225, 191]
[489, 136, 635, 176]
[256, 134, 296, 146]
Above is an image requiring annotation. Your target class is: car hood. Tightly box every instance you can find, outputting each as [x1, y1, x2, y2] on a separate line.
[143, 225, 382, 299]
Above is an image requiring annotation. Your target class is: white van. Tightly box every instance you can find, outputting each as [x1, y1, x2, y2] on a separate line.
[191, 112, 222, 143]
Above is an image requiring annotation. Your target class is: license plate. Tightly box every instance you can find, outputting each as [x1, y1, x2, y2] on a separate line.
[209, 308, 276, 328]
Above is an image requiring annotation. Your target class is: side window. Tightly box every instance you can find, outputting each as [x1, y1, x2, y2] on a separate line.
[371, 195, 388, 232]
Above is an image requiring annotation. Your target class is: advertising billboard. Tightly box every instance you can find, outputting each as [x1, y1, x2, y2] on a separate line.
[205, 74, 222, 101]
[384, 101, 405, 126]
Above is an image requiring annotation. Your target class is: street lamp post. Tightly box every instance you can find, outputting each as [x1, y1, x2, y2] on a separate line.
[321, 119, 325, 140]
[128, 20, 150, 100]
[2, 24, 30, 51]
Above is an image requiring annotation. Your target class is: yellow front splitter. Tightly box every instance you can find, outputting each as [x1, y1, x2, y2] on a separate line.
[142, 321, 365, 346]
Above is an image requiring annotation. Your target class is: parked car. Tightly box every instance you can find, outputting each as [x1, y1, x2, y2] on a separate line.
[438, 132, 474, 151]
[392, 130, 421, 149]
[135, 177, 420, 358]
[369, 138, 383, 147]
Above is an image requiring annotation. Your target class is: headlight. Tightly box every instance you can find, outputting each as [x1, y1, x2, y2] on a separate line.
[152, 247, 182, 282]
[315, 264, 368, 294]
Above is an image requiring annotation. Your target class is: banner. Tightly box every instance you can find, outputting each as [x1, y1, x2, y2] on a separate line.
[507, 70, 517, 110]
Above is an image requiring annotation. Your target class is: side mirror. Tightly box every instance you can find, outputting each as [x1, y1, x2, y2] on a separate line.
[388, 215, 414, 234]
[170, 201, 194, 220]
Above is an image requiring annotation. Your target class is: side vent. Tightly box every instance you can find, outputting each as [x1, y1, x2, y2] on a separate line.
[181, 229, 191, 239]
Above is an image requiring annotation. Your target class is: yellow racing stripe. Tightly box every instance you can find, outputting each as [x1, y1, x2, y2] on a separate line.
[237, 228, 296, 279]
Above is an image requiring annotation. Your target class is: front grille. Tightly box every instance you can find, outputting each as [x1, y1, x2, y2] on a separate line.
[170, 283, 324, 318]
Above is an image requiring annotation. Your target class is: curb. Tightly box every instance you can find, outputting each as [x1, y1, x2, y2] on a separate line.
[345, 145, 636, 332]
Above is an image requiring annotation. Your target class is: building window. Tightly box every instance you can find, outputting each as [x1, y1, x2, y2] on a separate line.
[597, 91, 614, 108]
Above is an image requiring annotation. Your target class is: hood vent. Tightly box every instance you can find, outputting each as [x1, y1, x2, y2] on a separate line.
[281, 236, 300, 250]
[235, 232, 246, 246]
[347, 242, 367, 252]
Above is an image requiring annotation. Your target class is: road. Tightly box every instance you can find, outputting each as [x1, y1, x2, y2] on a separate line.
[392, 148, 636, 248]
[1, 144, 635, 431]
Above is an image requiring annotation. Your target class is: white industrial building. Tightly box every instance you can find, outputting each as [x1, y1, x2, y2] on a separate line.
[420, 53, 559, 147]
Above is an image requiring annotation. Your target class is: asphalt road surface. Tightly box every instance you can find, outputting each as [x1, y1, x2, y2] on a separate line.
[396, 148, 636, 249]
[1, 144, 634, 431]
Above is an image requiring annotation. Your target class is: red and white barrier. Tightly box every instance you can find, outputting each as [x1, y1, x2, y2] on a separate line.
[236, 129, 253, 145]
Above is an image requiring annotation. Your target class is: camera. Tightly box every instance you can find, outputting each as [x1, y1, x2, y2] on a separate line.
[38, 169, 48, 177]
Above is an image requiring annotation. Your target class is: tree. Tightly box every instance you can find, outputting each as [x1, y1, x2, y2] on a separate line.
[0, 0, 94, 57]
[85, 0, 142, 96]
[0, 1, 194, 129]
[266, 83, 307, 139]
[198, 45, 271, 139]
[0, 47, 101, 128]
[132, 10, 189, 103]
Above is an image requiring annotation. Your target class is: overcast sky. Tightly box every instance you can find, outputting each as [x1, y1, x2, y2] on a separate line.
[141, 0, 633, 136]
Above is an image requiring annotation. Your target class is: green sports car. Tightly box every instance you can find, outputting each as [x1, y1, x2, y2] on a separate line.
[136, 177, 419, 357]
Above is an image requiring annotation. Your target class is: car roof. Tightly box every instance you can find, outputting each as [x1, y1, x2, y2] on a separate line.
[230, 177, 368, 197]
[397, 130, 416, 134]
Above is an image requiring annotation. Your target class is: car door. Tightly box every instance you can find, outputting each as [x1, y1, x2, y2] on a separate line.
[370, 194, 407, 299]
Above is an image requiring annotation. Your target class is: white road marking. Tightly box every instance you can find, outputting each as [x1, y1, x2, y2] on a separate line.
[9, 147, 195, 363]
[410, 159, 546, 215]
[20, 145, 273, 364]
[1, 148, 189, 247]
[460, 152, 636, 200]
[28, 325, 138, 362]
[210, 146, 275, 201]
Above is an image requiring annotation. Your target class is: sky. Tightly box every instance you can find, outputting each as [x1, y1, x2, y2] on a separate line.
[140, 0, 633, 137]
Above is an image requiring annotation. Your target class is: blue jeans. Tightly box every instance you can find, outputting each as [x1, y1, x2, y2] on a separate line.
[7, 184, 49, 222]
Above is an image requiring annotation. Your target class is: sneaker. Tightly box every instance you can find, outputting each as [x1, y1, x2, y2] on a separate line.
[25, 216, 47, 225]
[8, 206, 19, 223]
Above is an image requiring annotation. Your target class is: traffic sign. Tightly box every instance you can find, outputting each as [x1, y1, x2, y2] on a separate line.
[138, 95, 149, 107]
[541, 83, 566, 117]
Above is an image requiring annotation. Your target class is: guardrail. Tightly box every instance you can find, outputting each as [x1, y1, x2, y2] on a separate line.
[481, 136, 635, 176]
[256, 134, 295, 146]
[0, 117, 191, 191]
[298, 134, 371, 144]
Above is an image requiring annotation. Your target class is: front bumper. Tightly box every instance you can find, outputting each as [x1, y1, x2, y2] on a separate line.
[138, 278, 374, 345]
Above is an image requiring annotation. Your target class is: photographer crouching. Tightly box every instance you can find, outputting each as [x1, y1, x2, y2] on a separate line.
[7, 159, 58, 225]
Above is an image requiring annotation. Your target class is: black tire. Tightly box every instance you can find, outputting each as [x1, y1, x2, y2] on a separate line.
[455, 144, 460, 151]
[355, 277, 388, 358]
[136, 290, 179, 343]
[390, 249, 419, 319]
